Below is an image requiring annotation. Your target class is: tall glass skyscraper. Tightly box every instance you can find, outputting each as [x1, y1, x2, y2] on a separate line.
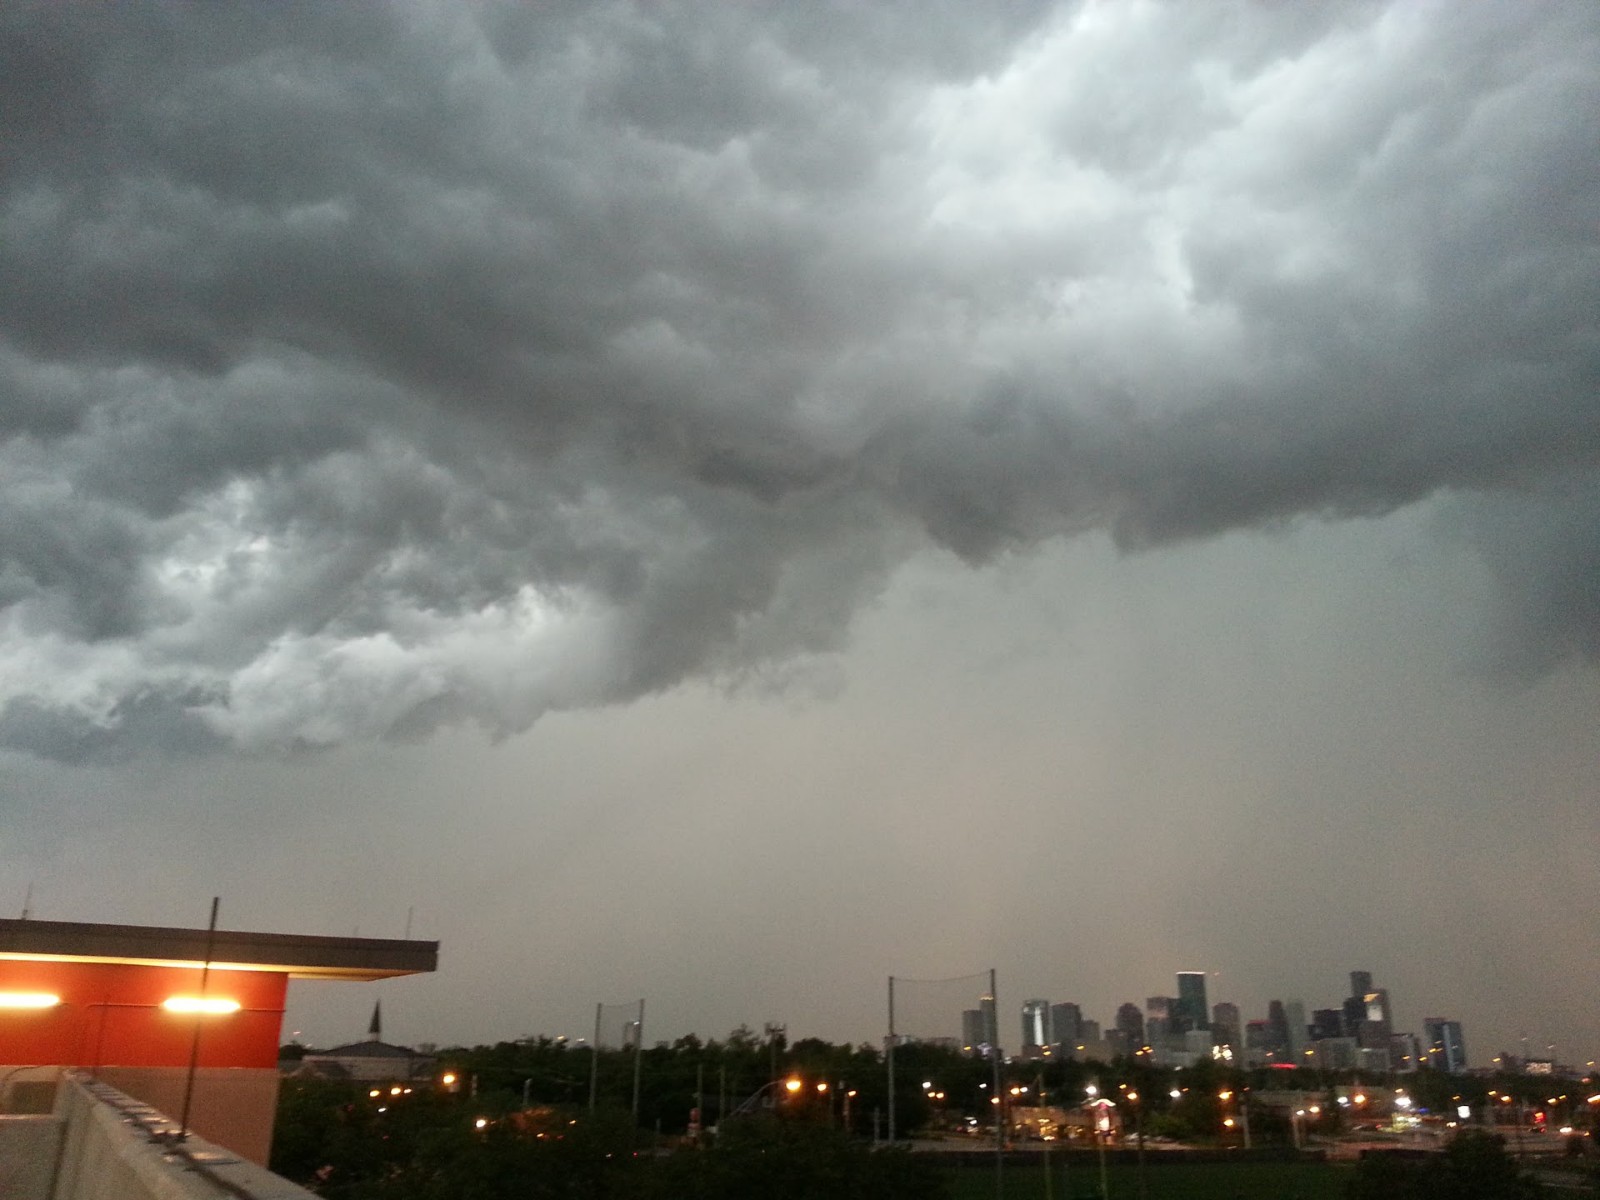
[1176, 971, 1209, 1031]
[1021, 999, 1050, 1047]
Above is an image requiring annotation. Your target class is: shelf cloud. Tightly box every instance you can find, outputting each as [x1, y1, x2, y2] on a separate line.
[2, 0, 1596, 759]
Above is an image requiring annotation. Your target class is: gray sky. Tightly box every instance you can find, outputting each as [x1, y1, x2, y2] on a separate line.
[2, 1, 1597, 1065]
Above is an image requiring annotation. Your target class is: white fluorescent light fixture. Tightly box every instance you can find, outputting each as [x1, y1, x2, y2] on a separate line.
[162, 996, 242, 1014]
[0, 992, 61, 1009]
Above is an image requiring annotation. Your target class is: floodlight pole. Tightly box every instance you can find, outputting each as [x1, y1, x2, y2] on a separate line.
[631, 999, 644, 1122]
[991, 968, 1003, 1200]
[589, 1003, 602, 1112]
[886, 976, 896, 1143]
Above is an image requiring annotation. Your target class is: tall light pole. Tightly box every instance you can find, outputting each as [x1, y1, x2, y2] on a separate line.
[1085, 1084, 1109, 1200]
[1128, 1090, 1147, 1200]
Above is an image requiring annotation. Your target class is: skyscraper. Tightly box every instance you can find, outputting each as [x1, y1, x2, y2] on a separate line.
[1423, 1018, 1467, 1074]
[1310, 1009, 1344, 1041]
[1176, 971, 1209, 1031]
[1211, 1002, 1241, 1050]
[1359, 988, 1393, 1049]
[1284, 1000, 1308, 1059]
[1115, 1002, 1145, 1046]
[961, 1008, 984, 1052]
[1022, 999, 1050, 1048]
[1051, 1002, 1082, 1045]
[1145, 995, 1177, 1047]
[1266, 1000, 1291, 1059]
[980, 993, 998, 1051]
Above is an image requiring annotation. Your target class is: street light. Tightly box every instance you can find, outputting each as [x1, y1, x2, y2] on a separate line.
[1085, 1086, 1111, 1200]
[1127, 1091, 1148, 1200]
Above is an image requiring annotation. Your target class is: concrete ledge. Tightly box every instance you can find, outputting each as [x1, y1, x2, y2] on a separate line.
[0, 1113, 63, 1200]
[49, 1073, 317, 1200]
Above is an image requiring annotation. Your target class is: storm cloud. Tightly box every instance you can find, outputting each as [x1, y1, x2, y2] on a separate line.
[2, 0, 1597, 758]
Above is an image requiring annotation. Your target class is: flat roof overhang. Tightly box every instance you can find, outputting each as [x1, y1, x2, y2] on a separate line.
[0, 918, 437, 981]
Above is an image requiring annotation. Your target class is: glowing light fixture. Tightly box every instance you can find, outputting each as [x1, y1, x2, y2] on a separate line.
[162, 996, 241, 1014]
[0, 992, 60, 1009]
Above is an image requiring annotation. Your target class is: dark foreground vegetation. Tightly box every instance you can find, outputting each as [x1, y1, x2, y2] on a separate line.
[273, 1086, 946, 1199]
[273, 1032, 1591, 1198]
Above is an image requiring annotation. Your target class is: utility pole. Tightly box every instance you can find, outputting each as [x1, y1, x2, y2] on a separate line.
[765, 1022, 786, 1093]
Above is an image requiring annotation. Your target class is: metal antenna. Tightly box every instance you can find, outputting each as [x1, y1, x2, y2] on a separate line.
[177, 897, 220, 1142]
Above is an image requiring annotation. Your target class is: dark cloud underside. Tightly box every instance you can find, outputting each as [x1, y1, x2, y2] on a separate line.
[1, 0, 1597, 757]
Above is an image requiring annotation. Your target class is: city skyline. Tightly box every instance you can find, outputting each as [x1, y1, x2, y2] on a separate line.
[3, 3, 1597, 1076]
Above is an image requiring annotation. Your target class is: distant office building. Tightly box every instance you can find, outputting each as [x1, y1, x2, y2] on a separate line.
[1146, 996, 1178, 1047]
[1311, 1037, 1358, 1070]
[1341, 995, 1366, 1037]
[1079, 1018, 1101, 1043]
[1390, 1032, 1423, 1072]
[1359, 989, 1393, 1049]
[1357, 1045, 1391, 1072]
[1183, 1028, 1214, 1061]
[1266, 1001, 1291, 1059]
[1176, 972, 1209, 1031]
[1310, 1008, 1344, 1042]
[1115, 1002, 1145, 1046]
[1284, 1000, 1308, 1059]
[961, 1008, 986, 1053]
[1022, 1000, 1050, 1049]
[1211, 1002, 1241, 1050]
[1423, 1018, 1467, 1074]
[980, 994, 998, 1050]
[1344, 971, 1375, 1038]
[1051, 1002, 1082, 1045]
[1364, 988, 1392, 1026]
[1244, 1020, 1272, 1059]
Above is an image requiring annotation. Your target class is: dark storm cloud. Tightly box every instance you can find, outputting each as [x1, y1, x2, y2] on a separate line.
[1, 0, 1596, 757]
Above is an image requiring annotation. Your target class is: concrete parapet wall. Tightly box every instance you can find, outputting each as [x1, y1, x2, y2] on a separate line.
[46, 1074, 316, 1200]
[0, 1113, 63, 1200]
[91, 1066, 280, 1165]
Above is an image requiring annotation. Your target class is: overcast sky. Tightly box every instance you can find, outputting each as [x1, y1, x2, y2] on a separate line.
[2, 1, 1597, 1066]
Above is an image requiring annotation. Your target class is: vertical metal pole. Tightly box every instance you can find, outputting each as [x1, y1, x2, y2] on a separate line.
[631, 999, 644, 1122]
[1041, 1071, 1053, 1200]
[887, 976, 896, 1143]
[992, 969, 1003, 1200]
[1136, 1098, 1148, 1200]
[589, 1003, 602, 1112]
[177, 897, 219, 1142]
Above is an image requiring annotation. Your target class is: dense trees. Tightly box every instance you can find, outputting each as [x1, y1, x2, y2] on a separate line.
[273, 1033, 1586, 1197]
[1345, 1130, 1547, 1200]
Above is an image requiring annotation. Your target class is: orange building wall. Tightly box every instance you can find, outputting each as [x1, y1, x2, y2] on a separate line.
[0, 960, 287, 1070]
